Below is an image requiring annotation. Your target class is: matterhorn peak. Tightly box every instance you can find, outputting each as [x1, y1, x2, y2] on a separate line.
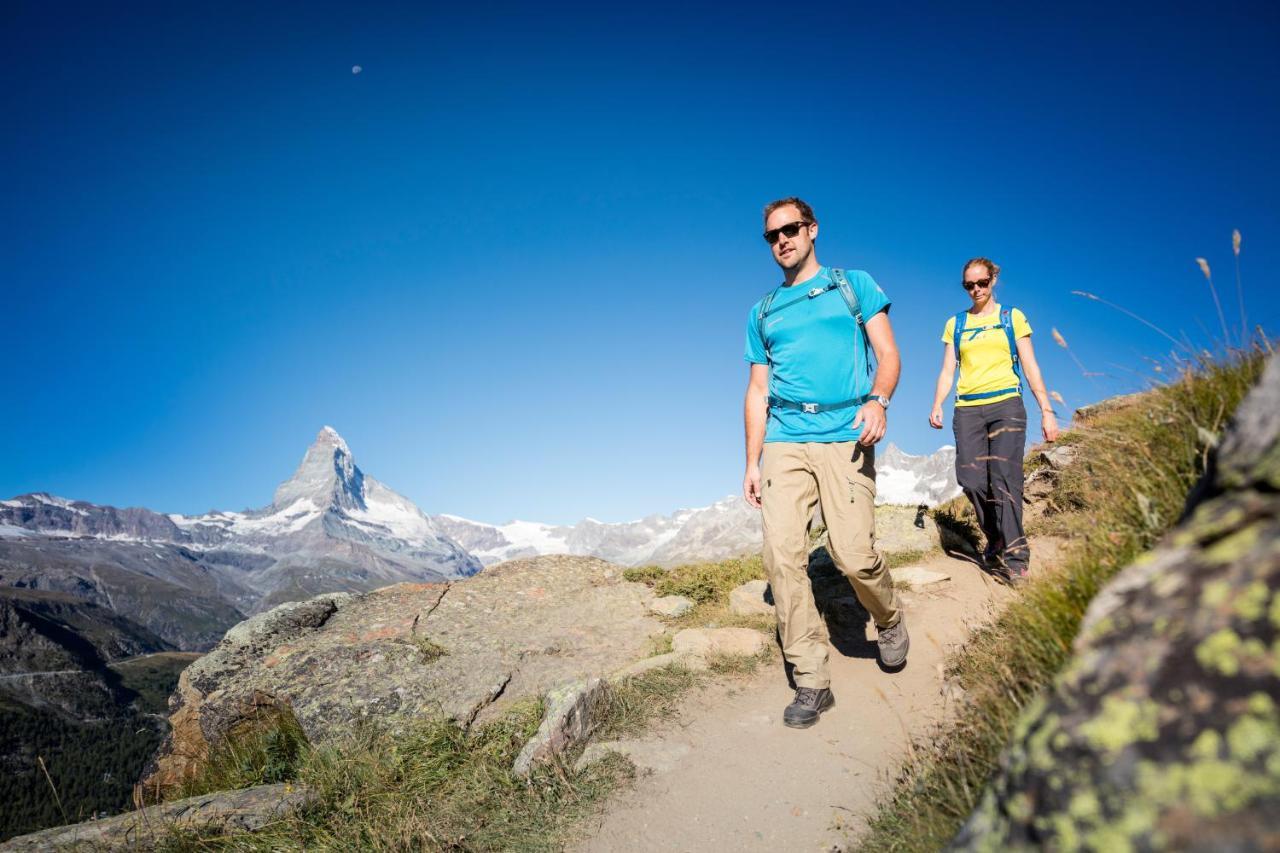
[272, 426, 366, 512]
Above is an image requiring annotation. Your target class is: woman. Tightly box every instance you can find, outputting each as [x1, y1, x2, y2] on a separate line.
[929, 257, 1058, 584]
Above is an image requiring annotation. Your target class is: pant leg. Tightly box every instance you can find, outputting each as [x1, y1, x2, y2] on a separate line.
[760, 443, 829, 688]
[953, 403, 1001, 551]
[986, 397, 1029, 570]
[814, 442, 901, 630]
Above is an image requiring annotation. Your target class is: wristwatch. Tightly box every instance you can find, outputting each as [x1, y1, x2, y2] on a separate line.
[871, 395, 891, 410]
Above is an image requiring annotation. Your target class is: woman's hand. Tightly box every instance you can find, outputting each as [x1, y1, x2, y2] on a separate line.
[929, 405, 944, 429]
[1042, 410, 1060, 443]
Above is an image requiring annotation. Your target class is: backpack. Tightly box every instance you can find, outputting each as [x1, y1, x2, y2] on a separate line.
[952, 306, 1023, 402]
[755, 268, 873, 375]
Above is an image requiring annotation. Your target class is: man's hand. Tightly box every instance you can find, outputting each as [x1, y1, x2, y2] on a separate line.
[1042, 410, 1060, 443]
[743, 465, 762, 508]
[853, 400, 887, 446]
[929, 405, 944, 429]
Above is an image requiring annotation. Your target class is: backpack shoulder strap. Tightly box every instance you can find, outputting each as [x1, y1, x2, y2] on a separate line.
[952, 310, 969, 367]
[830, 268, 873, 376]
[757, 288, 778, 364]
[1001, 306, 1022, 384]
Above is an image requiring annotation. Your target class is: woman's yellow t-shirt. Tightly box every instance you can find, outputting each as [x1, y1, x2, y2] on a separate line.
[940, 304, 1032, 407]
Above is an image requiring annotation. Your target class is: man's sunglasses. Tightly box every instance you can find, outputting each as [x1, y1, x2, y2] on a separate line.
[963, 277, 992, 291]
[763, 220, 811, 245]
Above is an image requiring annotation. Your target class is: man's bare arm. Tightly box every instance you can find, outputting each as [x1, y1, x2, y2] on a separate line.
[743, 363, 769, 507]
[851, 311, 901, 446]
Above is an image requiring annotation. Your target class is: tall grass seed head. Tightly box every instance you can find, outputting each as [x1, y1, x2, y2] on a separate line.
[1233, 229, 1241, 256]
[1196, 257, 1211, 279]
[1051, 328, 1068, 348]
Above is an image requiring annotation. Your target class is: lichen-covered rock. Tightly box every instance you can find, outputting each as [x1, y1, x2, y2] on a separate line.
[953, 355, 1280, 851]
[0, 783, 315, 851]
[142, 555, 663, 798]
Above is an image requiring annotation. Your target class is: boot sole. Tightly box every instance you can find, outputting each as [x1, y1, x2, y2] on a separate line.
[783, 696, 835, 729]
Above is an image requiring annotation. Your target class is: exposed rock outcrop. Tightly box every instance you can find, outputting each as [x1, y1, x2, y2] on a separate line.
[142, 555, 664, 798]
[953, 355, 1280, 851]
[0, 783, 315, 851]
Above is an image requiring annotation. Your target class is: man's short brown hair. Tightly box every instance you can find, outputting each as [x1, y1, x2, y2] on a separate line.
[763, 197, 817, 229]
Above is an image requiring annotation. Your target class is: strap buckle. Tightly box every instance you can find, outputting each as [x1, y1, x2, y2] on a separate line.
[808, 287, 824, 298]
[801, 402, 819, 414]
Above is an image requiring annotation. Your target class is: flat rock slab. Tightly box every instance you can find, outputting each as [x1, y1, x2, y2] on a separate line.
[145, 555, 664, 794]
[890, 566, 951, 590]
[1, 783, 314, 851]
[672, 627, 769, 659]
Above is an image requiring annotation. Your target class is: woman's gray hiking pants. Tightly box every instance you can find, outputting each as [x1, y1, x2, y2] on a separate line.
[953, 395, 1029, 572]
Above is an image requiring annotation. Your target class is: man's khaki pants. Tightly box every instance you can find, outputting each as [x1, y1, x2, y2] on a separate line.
[761, 441, 900, 689]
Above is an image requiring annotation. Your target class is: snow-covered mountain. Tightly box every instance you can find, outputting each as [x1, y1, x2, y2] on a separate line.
[0, 428, 480, 648]
[434, 443, 960, 567]
[876, 443, 962, 506]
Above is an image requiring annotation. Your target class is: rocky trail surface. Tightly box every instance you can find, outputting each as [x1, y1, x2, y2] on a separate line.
[575, 541, 1064, 853]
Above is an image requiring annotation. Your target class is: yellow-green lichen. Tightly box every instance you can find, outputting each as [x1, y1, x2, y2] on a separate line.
[1188, 729, 1222, 761]
[1200, 580, 1232, 608]
[1269, 592, 1280, 629]
[1234, 581, 1270, 621]
[1203, 525, 1262, 564]
[1226, 714, 1277, 762]
[1197, 629, 1244, 676]
[1078, 696, 1160, 758]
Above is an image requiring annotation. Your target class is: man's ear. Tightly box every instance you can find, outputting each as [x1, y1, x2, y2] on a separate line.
[809, 222, 819, 242]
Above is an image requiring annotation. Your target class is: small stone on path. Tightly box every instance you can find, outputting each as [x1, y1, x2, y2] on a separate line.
[729, 580, 774, 617]
[890, 565, 951, 590]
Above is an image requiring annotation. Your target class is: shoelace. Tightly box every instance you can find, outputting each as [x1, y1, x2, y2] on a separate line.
[796, 688, 823, 707]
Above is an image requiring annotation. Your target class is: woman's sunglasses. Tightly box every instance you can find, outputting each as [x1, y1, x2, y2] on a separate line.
[963, 277, 992, 291]
[763, 221, 810, 245]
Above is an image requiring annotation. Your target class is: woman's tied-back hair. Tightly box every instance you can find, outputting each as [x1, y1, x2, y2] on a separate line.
[763, 197, 817, 228]
[963, 257, 1001, 282]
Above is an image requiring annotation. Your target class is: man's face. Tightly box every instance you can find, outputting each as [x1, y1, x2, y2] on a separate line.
[764, 205, 817, 271]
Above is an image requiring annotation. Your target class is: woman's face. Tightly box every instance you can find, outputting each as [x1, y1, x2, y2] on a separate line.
[963, 265, 995, 308]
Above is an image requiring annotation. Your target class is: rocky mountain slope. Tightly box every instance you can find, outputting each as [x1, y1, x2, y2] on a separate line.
[0, 428, 480, 650]
[437, 444, 959, 567]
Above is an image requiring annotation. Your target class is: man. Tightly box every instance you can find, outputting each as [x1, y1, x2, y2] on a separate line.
[743, 197, 907, 729]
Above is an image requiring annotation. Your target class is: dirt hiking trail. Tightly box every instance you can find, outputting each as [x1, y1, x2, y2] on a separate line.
[576, 540, 1063, 853]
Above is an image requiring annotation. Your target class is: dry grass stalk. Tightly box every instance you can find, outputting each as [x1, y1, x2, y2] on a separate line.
[1195, 256, 1231, 345]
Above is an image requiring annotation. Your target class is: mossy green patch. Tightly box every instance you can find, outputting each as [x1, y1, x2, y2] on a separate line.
[1200, 579, 1232, 608]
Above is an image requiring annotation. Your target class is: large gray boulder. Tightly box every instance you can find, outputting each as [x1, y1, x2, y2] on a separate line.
[141, 555, 663, 797]
[953, 355, 1280, 851]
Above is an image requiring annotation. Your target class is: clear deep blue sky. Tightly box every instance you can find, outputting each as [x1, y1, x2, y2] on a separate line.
[4, 1, 1278, 524]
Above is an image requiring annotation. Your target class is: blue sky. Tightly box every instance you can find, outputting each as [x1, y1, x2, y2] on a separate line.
[3, 1, 1278, 524]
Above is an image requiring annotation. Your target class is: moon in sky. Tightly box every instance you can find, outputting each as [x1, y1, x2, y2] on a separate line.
[352, 65, 362, 75]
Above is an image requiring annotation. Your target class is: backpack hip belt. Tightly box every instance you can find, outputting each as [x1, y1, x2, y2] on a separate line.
[768, 394, 871, 414]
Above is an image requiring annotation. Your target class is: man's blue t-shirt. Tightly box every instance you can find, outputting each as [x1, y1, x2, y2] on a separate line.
[744, 267, 890, 443]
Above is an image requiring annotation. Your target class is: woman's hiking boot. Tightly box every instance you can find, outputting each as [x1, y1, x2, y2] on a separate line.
[783, 687, 835, 728]
[877, 617, 910, 669]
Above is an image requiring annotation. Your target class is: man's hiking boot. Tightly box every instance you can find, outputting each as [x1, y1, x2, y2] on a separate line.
[878, 617, 909, 669]
[783, 687, 834, 728]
